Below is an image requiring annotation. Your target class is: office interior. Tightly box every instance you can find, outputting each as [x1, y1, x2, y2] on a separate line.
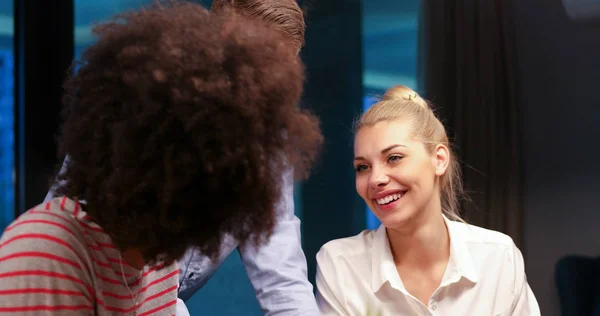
[0, 0, 599, 315]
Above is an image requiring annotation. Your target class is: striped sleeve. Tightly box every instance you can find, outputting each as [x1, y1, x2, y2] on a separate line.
[0, 211, 95, 315]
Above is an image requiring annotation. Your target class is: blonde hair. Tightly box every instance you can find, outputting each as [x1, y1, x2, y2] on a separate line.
[356, 85, 464, 222]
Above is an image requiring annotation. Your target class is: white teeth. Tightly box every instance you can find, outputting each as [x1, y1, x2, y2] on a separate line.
[376, 193, 403, 205]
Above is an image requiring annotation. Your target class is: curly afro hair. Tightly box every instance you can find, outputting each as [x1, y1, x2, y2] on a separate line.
[55, 1, 322, 266]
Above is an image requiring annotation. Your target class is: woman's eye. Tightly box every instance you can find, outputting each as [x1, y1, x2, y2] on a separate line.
[388, 155, 403, 163]
[355, 164, 368, 173]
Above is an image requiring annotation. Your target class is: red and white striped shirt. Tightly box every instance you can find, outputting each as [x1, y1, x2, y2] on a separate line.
[0, 197, 179, 315]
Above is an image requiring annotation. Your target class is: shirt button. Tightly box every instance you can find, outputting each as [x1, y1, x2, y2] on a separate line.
[431, 304, 437, 310]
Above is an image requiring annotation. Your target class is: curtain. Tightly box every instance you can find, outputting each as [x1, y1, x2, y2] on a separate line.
[419, 0, 524, 250]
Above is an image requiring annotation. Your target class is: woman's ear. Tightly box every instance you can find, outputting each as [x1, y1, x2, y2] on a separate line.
[433, 144, 450, 176]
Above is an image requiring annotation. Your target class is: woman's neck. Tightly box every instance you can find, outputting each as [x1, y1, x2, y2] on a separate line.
[386, 207, 450, 270]
[121, 248, 145, 270]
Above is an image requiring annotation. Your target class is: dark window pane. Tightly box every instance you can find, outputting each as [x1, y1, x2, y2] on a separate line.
[0, 1, 14, 231]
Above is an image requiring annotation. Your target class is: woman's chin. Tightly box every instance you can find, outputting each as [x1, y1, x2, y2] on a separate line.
[377, 207, 414, 229]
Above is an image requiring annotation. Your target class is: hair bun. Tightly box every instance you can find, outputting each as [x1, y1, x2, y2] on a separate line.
[382, 85, 428, 109]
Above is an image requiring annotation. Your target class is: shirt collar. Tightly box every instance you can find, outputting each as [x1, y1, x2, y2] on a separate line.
[371, 215, 478, 293]
[371, 224, 403, 293]
[444, 215, 478, 284]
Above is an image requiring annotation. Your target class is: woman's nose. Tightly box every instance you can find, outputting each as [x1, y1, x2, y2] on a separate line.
[369, 167, 390, 188]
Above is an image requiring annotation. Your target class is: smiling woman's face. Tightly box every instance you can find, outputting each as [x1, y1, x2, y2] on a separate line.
[353, 119, 448, 229]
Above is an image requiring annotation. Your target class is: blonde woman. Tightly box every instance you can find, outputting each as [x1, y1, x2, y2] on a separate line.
[316, 86, 540, 315]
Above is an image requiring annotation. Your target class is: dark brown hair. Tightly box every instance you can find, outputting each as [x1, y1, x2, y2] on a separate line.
[211, 0, 305, 51]
[55, 1, 322, 266]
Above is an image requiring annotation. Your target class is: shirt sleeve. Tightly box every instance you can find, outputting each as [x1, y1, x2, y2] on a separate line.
[237, 167, 319, 315]
[510, 242, 541, 315]
[44, 156, 70, 202]
[177, 236, 239, 301]
[175, 298, 190, 316]
[0, 212, 94, 315]
[316, 246, 349, 315]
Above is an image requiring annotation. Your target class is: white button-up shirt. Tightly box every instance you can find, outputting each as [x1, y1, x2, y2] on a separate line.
[316, 217, 540, 315]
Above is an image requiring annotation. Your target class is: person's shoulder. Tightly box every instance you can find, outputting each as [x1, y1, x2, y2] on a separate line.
[448, 220, 515, 249]
[0, 199, 94, 288]
[0, 199, 85, 253]
[0, 200, 95, 310]
[317, 228, 379, 261]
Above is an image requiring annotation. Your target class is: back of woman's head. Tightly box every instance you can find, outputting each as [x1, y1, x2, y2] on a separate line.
[211, 0, 305, 52]
[56, 1, 322, 265]
[356, 85, 463, 221]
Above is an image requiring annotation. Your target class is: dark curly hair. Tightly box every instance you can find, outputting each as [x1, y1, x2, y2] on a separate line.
[55, 1, 322, 266]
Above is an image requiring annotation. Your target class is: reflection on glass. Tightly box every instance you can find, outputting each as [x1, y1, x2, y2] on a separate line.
[75, 0, 159, 59]
[0, 1, 13, 231]
[362, 0, 419, 230]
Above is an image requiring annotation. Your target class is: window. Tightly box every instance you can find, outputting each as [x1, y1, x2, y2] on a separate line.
[362, 0, 420, 229]
[0, 1, 13, 231]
